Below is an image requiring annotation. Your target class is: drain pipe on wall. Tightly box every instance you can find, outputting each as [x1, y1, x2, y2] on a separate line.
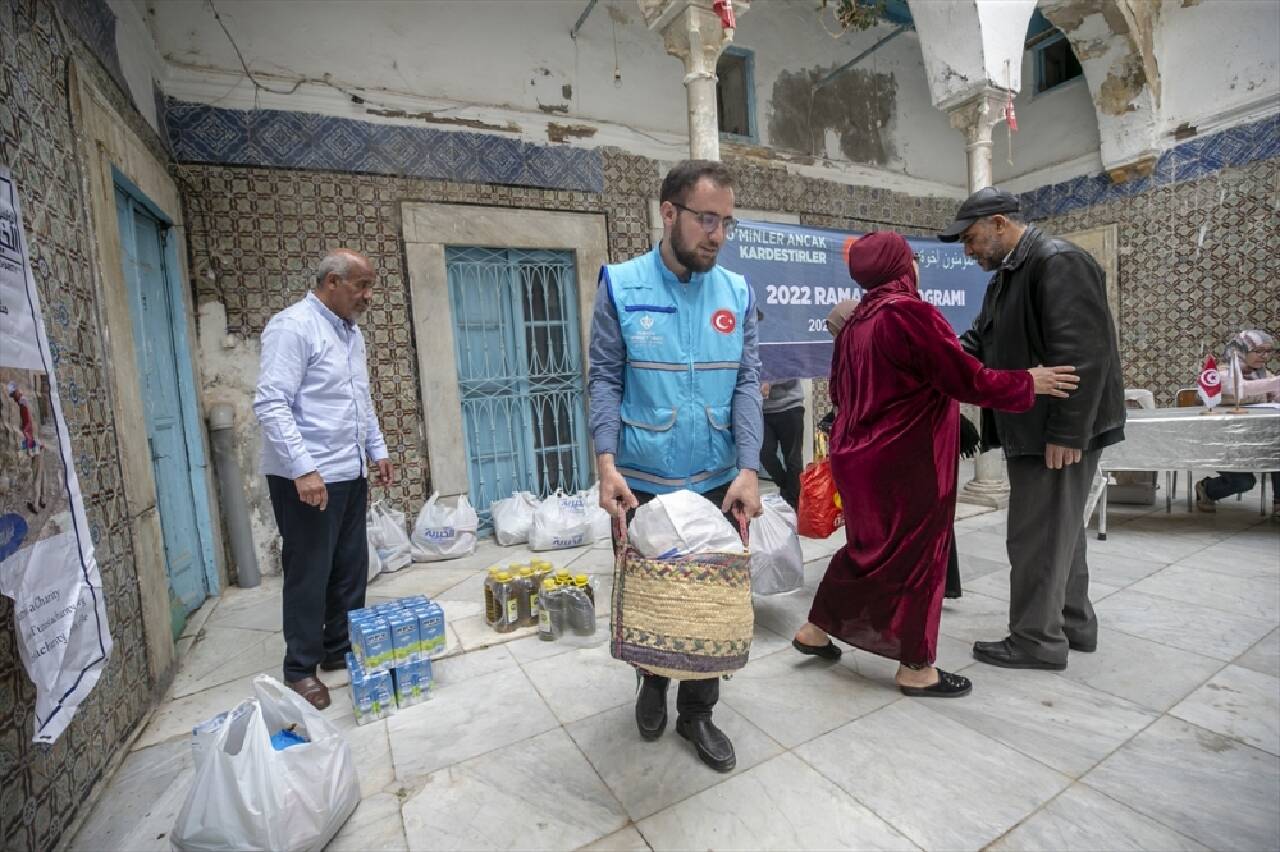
[207, 402, 261, 588]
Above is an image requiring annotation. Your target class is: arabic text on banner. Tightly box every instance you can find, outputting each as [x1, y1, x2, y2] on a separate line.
[719, 219, 991, 381]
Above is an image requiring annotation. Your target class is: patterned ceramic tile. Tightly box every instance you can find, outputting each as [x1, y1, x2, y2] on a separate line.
[1, 2, 153, 850]
[165, 100, 605, 194]
[1020, 114, 1280, 220]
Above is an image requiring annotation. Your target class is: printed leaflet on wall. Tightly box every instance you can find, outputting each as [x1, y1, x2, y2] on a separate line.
[0, 165, 113, 744]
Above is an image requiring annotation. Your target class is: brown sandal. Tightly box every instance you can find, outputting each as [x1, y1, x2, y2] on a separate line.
[286, 675, 331, 710]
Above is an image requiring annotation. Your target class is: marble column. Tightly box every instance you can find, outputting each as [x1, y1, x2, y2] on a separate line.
[647, 0, 748, 160]
[948, 87, 1011, 508]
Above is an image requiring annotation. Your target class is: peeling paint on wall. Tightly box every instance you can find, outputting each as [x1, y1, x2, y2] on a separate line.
[364, 107, 520, 133]
[546, 122, 598, 142]
[768, 66, 897, 165]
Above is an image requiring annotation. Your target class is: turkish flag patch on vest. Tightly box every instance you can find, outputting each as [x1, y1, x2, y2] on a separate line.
[711, 309, 736, 334]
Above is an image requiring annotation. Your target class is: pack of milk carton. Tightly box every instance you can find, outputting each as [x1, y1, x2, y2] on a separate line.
[347, 595, 444, 725]
[350, 596, 446, 673]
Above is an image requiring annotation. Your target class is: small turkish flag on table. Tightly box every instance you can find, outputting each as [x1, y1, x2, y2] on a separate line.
[1198, 355, 1222, 408]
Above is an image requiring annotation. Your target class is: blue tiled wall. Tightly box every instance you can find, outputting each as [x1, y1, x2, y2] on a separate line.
[163, 100, 604, 193]
[1020, 113, 1280, 220]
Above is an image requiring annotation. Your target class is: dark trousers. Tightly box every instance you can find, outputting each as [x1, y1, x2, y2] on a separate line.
[614, 483, 733, 719]
[1005, 450, 1100, 665]
[945, 537, 962, 598]
[760, 407, 805, 509]
[268, 475, 369, 681]
[1203, 471, 1279, 501]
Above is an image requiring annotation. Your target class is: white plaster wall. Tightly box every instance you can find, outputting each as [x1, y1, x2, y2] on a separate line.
[992, 53, 1101, 190]
[1156, 0, 1280, 136]
[146, 0, 967, 193]
[107, 0, 164, 131]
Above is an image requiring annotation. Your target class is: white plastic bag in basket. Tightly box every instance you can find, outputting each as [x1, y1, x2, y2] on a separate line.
[628, 489, 742, 559]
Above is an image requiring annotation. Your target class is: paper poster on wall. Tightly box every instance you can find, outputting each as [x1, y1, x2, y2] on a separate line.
[719, 220, 991, 380]
[0, 165, 113, 744]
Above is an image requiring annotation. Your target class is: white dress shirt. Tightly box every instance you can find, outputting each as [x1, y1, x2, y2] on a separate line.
[254, 292, 388, 482]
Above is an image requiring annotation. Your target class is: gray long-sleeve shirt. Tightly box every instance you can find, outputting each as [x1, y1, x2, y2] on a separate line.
[587, 262, 763, 473]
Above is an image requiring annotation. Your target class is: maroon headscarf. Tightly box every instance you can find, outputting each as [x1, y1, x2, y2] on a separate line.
[847, 232, 919, 323]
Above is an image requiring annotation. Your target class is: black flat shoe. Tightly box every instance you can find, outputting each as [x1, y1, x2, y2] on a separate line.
[676, 715, 736, 772]
[792, 638, 842, 660]
[973, 638, 1066, 670]
[899, 669, 972, 698]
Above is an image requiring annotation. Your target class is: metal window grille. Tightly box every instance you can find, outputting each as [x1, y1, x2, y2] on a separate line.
[445, 247, 590, 524]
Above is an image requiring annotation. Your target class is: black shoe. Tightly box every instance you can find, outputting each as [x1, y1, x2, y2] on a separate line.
[319, 656, 348, 672]
[898, 668, 972, 698]
[791, 638, 842, 660]
[676, 715, 736, 772]
[1067, 637, 1097, 653]
[972, 638, 1066, 670]
[635, 672, 668, 741]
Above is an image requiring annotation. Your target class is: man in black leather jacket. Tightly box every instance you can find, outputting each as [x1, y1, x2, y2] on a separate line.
[940, 188, 1124, 670]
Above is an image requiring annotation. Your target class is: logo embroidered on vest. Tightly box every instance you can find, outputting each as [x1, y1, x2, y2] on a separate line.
[639, 315, 655, 330]
[711, 309, 736, 334]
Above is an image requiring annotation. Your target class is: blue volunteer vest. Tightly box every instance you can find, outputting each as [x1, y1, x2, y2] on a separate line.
[604, 247, 751, 495]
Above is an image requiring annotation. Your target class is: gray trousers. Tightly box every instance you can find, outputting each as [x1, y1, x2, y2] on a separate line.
[1005, 449, 1100, 664]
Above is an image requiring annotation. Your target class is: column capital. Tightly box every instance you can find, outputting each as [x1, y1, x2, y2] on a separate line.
[654, 2, 743, 81]
[943, 86, 1008, 142]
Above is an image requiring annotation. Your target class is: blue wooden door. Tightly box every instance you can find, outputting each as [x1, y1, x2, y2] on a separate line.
[445, 247, 590, 523]
[115, 187, 208, 637]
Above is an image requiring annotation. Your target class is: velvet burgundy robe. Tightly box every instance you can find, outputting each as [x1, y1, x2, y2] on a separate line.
[808, 233, 1034, 665]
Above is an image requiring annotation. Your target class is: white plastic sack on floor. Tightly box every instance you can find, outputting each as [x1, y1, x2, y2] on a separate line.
[411, 492, 478, 561]
[529, 490, 593, 551]
[171, 675, 360, 852]
[580, 483, 612, 542]
[366, 537, 382, 583]
[368, 501, 411, 573]
[749, 494, 804, 596]
[490, 491, 538, 546]
[629, 489, 743, 559]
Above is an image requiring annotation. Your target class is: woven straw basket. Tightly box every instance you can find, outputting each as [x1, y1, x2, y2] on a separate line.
[610, 522, 753, 680]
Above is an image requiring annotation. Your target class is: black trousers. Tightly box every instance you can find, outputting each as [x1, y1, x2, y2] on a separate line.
[1005, 451, 1100, 665]
[614, 483, 733, 719]
[1203, 471, 1279, 501]
[268, 475, 368, 681]
[760, 406, 805, 510]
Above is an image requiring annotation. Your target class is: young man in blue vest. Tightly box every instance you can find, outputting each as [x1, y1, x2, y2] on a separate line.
[589, 160, 763, 773]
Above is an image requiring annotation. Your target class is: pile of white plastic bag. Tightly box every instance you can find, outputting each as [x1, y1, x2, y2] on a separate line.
[410, 492, 479, 561]
[490, 484, 611, 551]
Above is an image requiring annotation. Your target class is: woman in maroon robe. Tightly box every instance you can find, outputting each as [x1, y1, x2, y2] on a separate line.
[792, 232, 1077, 697]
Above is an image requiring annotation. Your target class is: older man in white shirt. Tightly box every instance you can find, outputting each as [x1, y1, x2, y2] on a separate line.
[255, 249, 394, 709]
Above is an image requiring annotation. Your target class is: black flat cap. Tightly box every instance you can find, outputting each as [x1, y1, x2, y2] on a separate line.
[937, 187, 1020, 242]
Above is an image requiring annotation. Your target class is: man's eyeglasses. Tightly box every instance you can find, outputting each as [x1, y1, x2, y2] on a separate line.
[673, 202, 736, 237]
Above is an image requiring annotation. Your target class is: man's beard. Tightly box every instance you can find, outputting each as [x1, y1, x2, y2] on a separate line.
[671, 228, 718, 273]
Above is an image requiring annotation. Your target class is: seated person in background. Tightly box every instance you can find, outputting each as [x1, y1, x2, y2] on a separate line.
[1196, 329, 1279, 512]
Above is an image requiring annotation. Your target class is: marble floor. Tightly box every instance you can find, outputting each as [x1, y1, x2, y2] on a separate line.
[72, 489, 1280, 851]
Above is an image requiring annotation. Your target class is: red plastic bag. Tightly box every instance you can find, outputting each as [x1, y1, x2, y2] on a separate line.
[797, 458, 842, 539]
